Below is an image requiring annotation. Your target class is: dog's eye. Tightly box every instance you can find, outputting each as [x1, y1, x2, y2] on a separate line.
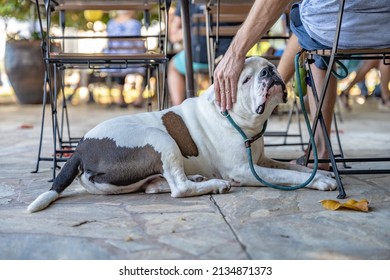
[243, 76, 251, 84]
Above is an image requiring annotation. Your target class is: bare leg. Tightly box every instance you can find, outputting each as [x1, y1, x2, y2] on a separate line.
[277, 35, 337, 170]
[341, 60, 378, 110]
[277, 34, 301, 83]
[308, 66, 337, 170]
[342, 60, 379, 94]
[378, 61, 390, 106]
[118, 84, 128, 107]
[132, 74, 145, 108]
[167, 59, 186, 106]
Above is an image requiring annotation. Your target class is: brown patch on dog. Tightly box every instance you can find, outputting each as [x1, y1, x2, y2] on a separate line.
[162, 111, 199, 158]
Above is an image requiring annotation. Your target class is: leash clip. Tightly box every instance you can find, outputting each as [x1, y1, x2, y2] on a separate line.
[244, 139, 252, 148]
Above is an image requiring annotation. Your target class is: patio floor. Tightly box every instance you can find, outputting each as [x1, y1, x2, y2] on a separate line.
[0, 97, 389, 260]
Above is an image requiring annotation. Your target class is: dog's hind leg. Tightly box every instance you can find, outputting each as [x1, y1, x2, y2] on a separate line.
[27, 153, 81, 213]
[146, 133, 231, 197]
[144, 175, 209, 194]
[144, 176, 170, 194]
[161, 161, 231, 197]
[168, 177, 231, 197]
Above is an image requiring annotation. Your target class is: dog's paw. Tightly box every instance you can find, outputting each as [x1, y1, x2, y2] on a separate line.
[309, 174, 337, 191]
[213, 179, 232, 194]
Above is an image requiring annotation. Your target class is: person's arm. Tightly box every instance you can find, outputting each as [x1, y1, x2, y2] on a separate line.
[213, 0, 292, 112]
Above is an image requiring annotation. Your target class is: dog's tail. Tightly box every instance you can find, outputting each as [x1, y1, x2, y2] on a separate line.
[27, 153, 81, 213]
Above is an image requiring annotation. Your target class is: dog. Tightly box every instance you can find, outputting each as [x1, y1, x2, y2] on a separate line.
[28, 57, 336, 213]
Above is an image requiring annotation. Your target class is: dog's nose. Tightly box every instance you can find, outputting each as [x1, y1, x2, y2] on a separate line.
[260, 66, 274, 78]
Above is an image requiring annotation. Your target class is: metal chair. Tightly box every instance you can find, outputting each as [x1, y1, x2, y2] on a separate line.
[32, 0, 171, 180]
[297, 0, 390, 198]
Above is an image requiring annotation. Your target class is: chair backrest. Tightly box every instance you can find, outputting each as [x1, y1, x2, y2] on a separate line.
[192, 4, 252, 38]
[49, 1, 168, 56]
[193, 2, 290, 82]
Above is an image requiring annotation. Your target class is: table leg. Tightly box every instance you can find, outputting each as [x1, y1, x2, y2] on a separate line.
[180, 0, 195, 98]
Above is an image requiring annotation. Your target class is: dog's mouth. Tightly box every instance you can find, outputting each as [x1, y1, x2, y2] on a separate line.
[269, 79, 288, 102]
[255, 79, 287, 115]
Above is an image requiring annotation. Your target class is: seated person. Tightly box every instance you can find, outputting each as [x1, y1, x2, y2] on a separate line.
[168, 2, 233, 105]
[213, 0, 390, 170]
[104, 10, 146, 108]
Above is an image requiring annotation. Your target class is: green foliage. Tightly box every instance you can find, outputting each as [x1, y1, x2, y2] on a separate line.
[0, 0, 102, 40]
[0, 0, 33, 21]
[0, 0, 158, 39]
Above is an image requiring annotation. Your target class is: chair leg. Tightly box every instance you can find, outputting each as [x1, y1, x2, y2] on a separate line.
[59, 68, 80, 150]
[305, 59, 347, 199]
[277, 98, 306, 149]
[321, 114, 347, 199]
[51, 64, 60, 181]
[333, 111, 350, 169]
[147, 67, 153, 112]
[161, 61, 169, 110]
[294, 99, 305, 151]
[32, 67, 49, 174]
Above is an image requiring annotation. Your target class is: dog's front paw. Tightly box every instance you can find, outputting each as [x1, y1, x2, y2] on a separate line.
[309, 174, 337, 191]
[213, 179, 232, 194]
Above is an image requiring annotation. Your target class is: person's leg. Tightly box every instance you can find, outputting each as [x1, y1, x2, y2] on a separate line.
[287, 2, 338, 170]
[378, 61, 390, 110]
[118, 83, 127, 107]
[117, 76, 127, 107]
[342, 60, 379, 94]
[357, 80, 368, 98]
[132, 74, 145, 108]
[340, 60, 379, 110]
[167, 52, 186, 106]
[308, 66, 337, 170]
[107, 76, 127, 107]
[277, 34, 301, 83]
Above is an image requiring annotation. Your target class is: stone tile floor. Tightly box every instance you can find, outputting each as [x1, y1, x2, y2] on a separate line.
[0, 98, 389, 260]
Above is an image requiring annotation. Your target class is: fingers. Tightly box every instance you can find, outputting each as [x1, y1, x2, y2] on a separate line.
[214, 68, 233, 112]
[214, 67, 227, 112]
[230, 78, 237, 104]
[214, 77, 221, 108]
[224, 79, 232, 111]
[213, 56, 244, 112]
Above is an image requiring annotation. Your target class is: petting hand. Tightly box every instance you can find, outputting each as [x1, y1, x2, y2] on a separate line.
[213, 52, 245, 112]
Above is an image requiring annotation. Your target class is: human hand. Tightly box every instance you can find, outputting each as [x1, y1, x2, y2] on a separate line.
[213, 53, 245, 112]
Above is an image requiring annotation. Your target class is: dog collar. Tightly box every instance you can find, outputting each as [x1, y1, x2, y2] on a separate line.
[222, 111, 267, 148]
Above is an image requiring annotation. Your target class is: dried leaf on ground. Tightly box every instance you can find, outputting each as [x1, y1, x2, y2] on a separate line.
[320, 199, 369, 212]
[19, 123, 33, 129]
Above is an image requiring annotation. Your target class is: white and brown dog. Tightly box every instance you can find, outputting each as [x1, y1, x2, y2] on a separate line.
[28, 57, 336, 213]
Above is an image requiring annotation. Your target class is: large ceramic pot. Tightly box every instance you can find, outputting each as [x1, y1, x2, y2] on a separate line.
[4, 40, 49, 104]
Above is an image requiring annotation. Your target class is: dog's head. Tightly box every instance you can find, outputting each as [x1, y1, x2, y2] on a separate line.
[234, 57, 287, 118]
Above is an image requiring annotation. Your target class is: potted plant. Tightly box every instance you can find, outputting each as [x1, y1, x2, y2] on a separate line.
[0, 0, 50, 104]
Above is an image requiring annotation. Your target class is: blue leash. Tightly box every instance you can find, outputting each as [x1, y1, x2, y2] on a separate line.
[222, 52, 319, 190]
